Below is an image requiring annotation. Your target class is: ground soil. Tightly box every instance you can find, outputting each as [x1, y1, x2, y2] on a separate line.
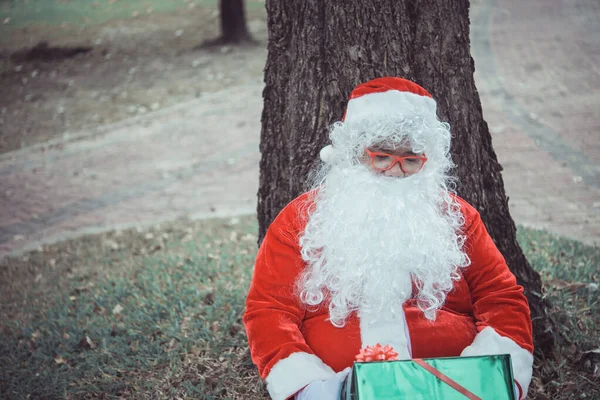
[0, 3, 268, 153]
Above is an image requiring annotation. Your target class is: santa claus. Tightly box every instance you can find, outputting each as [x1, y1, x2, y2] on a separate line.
[243, 77, 534, 400]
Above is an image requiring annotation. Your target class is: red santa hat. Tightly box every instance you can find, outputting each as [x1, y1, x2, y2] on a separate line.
[320, 77, 438, 163]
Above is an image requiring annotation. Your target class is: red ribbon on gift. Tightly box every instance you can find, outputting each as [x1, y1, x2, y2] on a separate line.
[412, 358, 482, 400]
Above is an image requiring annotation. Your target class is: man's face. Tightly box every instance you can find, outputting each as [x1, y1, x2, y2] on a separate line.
[300, 140, 466, 326]
[359, 144, 427, 178]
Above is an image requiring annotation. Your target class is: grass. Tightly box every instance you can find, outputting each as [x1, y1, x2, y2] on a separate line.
[0, 217, 598, 399]
[517, 228, 600, 399]
[0, 216, 267, 399]
[0, 0, 266, 29]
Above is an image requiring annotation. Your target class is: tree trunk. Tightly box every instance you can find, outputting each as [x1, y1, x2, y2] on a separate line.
[219, 0, 252, 44]
[258, 0, 555, 355]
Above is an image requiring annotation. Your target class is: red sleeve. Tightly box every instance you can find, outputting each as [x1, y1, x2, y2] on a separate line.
[243, 194, 335, 400]
[243, 199, 313, 377]
[460, 199, 534, 352]
[458, 199, 534, 399]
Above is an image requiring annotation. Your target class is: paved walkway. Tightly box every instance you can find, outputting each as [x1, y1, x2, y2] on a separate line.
[0, 85, 262, 257]
[471, 0, 600, 244]
[1, 0, 599, 259]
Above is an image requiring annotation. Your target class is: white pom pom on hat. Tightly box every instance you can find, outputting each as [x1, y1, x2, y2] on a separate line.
[319, 145, 335, 163]
[319, 77, 437, 164]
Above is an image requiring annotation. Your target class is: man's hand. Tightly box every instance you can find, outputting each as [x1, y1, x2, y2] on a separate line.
[295, 367, 351, 400]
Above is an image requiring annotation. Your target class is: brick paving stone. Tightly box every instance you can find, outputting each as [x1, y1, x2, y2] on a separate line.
[472, 0, 600, 246]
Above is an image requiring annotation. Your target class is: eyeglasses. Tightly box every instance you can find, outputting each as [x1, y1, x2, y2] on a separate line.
[365, 149, 428, 173]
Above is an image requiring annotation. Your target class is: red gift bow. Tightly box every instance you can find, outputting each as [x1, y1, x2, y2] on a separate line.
[355, 343, 399, 362]
[355, 345, 482, 400]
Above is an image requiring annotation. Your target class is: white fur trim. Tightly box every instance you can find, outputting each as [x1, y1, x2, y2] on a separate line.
[319, 145, 335, 164]
[344, 90, 437, 123]
[358, 305, 412, 360]
[265, 352, 336, 400]
[460, 327, 533, 400]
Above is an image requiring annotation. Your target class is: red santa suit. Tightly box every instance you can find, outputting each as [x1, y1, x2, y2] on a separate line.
[243, 192, 534, 400]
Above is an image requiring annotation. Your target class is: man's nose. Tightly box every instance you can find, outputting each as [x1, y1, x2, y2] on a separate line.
[386, 163, 406, 177]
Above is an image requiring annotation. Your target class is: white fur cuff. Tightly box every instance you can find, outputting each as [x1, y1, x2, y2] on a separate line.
[460, 327, 533, 400]
[344, 90, 437, 123]
[265, 352, 336, 400]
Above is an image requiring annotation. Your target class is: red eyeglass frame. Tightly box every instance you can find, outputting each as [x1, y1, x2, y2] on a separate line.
[365, 149, 428, 173]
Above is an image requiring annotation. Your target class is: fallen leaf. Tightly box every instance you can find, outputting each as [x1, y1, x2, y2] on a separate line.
[112, 304, 123, 315]
[242, 233, 256, 242]
[190, 347, 202, 356]
[547, 279, 587, 292]
[104, 239, 119, 250]
[72, 283, 95, 294]
[167, 338, 176, 350]
[54, 355, 67, 365]
[149, 244, 162, 253]
[78, 336, 97, 350]
[93, 305, 106, 315]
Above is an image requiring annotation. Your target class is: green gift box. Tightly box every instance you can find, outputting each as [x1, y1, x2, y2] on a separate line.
[344, 355, 515, 400]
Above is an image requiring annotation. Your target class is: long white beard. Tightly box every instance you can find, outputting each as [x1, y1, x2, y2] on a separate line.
[298, 165, 470, 327]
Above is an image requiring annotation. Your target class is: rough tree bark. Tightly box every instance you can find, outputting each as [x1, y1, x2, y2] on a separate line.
[217, 0, 253, 44]
[258, 0, 555, 355]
